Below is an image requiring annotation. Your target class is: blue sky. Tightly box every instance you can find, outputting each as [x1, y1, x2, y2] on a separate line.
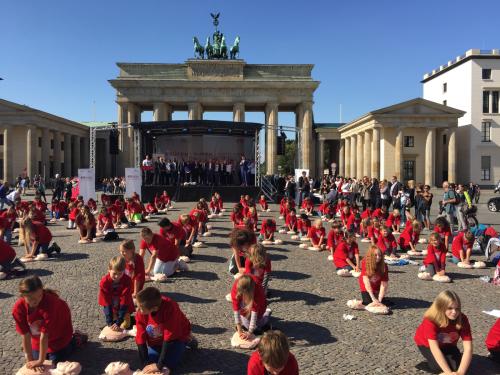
[1, 0, 499, 127]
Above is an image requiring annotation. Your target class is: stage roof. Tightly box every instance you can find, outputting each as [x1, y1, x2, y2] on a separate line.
[132, 120, 262, 137]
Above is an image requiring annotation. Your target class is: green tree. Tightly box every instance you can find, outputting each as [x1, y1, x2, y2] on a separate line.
[277, 140, 296, 175]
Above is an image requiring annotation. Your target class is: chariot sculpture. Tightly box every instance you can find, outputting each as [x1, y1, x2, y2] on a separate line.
[193, 13, 240, 60]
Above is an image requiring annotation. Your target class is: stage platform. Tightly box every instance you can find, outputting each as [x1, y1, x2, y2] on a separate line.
[141, 185, 261, 203]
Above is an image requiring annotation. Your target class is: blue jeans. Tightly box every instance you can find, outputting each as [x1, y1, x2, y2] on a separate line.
[34, 243, 50, 256]
[147, 341, 187, 370]
[450, 256, 460, 264]
[32, 337, 75, 364]
[3, 228, 12, 244]
[337, 265, 353, 271]
[0, 197, 12, 210]
[50, 211, 60, 219]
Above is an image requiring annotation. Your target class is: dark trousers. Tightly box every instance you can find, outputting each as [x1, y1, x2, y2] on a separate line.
[32, 336, 76, 364]
[417, 345, 462, 373]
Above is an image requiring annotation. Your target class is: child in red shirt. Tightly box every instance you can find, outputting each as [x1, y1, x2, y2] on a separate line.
[486, 318, 500, 363]
[285, 209, 298, 233]
[368, 218, 381, 244]
[308, 219, 326, 249]
[385, 209, 401, 233]
[140, 227, 181, 277]
[259, 195, 269, 212]
[0, 237, 25, 278]
[434, 216, 452, 250]
[371, 206, 388, 221]
[333, 232, 359, 271]
[21, 219, 57, 259]
[145, 201, 158, 217]
[0, 206, 16, 244]
[326, 221, 343, 256]
[87, 198, 97, 214]
[67, 202, 79, 229]
[359, 245, 389, 306]
[229, 228, 256, 275]
[135, 287, 194, 374]
[260, 219, 276, 242]
[178, 214, 198, 249]
[76, 206, 96, 243]
[398, 220, 421, 254]
[214, 192, 223, 211]
[451, 230, 475, 265]
[98, 256, 135, 330]
[97, 207, 114, 235]
[245, 243, 272, 294]
[230, 204, 245, 228]
[247, 330, 299, 375]
[376, 225, 398, 258]
[297, 214, 311, 239]
[209, 196, 221, 215]
[158, 218, 186, 248]
[340, 206, 350, 228]
[346, 211, 361, 234]
[422, 233, 448, 277]
[414, 290, 472, 374]
[301, 197, 314, 216]
[119, 240, 145, 298]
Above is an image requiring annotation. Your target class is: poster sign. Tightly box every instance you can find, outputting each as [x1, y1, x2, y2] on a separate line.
[294, 169, 310, 182]
[77, 169, 95, 203]
[125, 168, 142, 199]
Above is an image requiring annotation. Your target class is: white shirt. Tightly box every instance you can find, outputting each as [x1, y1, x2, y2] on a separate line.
[142, 159, 153, 167]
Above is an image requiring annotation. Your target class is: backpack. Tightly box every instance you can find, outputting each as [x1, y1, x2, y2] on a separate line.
[103, 231, 119, 242]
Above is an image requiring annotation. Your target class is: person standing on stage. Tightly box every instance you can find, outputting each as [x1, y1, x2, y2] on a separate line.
[142, 155, 154, 185]
[240, 155, 248, 187]
[153, 156, 161, 185]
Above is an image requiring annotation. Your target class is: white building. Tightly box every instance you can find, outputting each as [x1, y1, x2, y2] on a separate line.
[422, 49, 500, 187]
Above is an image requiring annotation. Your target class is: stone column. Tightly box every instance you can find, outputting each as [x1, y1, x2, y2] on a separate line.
[350, 135, 356, 178]
[153, 103, 171, 122]
[3, 128, 12, 182]
[233, 103, 245, 122]
[425, 128, 436, 186]
[64, 133, 72, 177]
[72, 135, 81, 176]
[301, 102, 314, 172]
[127, 104, 140, 167]
[41, 128, 50, 179]
[295, 104, 304, 168]
[435, 129, 443, 184]
[363, 130, 372, 177]
[81, 137, 89, 169]
[188, 102, 203, 120]
[318, 139, 325, 177]
[371, 127, 380, 179]
[104, 136, 112, 177]
[117, 103, 127, 150]
[339, 139, 345, 177]
[265, 103, 279, 175]
[53, 131, 61, 175]
[448, 128, 457, 182]
[394, 127, 403, 180]
[26, 126, 38, 178]
[344, 137, 350, 177]
[356, 133, 363, 178]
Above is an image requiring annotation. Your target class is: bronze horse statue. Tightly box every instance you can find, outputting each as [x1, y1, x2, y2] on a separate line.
[193, 37, 204, 59]
[230, 36, 240, 59]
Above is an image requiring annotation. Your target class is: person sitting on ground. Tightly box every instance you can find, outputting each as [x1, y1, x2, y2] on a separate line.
[451, 230, 475, 265]
[385, 209, 401, 233]
[229, 228, 256, 275]
[75, 205, 96, 243]
[376, 225, 398, 258]
[296, 214, 311, 239]
[209, 195, 220, 215]
[140, 227, 181, 277]
[119, 240, 145, 299]
[87, 198, 97, 214]
[0, 205, 17, 244]
[231, 275, 268, 339]
[486, 318, 500, 363]
[258, 195, 268, 212]
[260, 219, 276, 242]
[359, 245, 388, 306]
[327, 221, 343, 257]
[308, 219, 326, 249]
[230, 204, 245, 228]
[368, 217, 381, 245]
[12, 276, 86, 368]
[244, 243, 271, 295]
[135, 287, 195, 374]
[422, 233, 448, 278]
[144, 200, 158, 217]
[98, 256, 135, 331]
[67, 201, 79, 229]
[158, 218, 186, 249]
[285, 209, 298, 233]
[97, 207, 114, 235]
[21, 218, 59, 259]
[333, 231, 360, 272]
[414, 290, 472, 374]
[0, 237, 25, 279]
[178, 214, 198, 252]
[434, 216, 453, 250]
[247, 330, 299, 375]
[398, 220, 421, 254]
[301, 197, 314, 216]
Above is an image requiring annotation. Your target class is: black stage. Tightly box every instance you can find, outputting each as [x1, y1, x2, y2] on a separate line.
[141, 185, 261, 203]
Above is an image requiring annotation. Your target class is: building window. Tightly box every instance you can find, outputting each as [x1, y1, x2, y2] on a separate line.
[0, 134, 3, 146]
[443, 134, 447, 145]
[482, 68, 492, 79]
[0, 159, 3, 178]
[493, 91, 499, 114]
[61, 141, 64, 151]
[481, 155, 491, 180]
[481, 121, 491, 142]
[50, 140, 54, 149]
[404, 135, 414, 147]
[403, 160, 415, 181]
[483, 91, 490, 113]
[443, 82, 447, 93]
[38, 137, 42, 147]
[443, 100, 447, 106]
[38, 161, 42, 175]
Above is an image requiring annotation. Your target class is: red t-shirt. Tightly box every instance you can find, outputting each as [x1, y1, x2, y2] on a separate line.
[12, 291, 73, 352]
[98, 273, 135, 313]
[135, 296, 191, 347]
[247, 351, 299, 375]
[258, 198, 268, 209]
[414, 314, 472, 348]
[297, 219, 310, 235]
[97, 213, 114, 230]
[371, 208, 386, 220]
[367, 226, 379, 241]
[361, 209, 372, 219]
[333, 241, 359, 268]
[0, 238, 16, 263]
[423, 243, 447, 271]
[451, 232, 474, 259]
[124, 253, 146, 286]
[285, 214, 297, 229]
[0, 210, 16, 229]
[231, 276, 267, 319]
[485, 318, 500, 351]
[376, 234, 397, 254]
[385, 214, 401, 227]
[69, 207, 79, 221]
[160, 222, 186, 242]
[87, 199, 97, 211]
[140, 234, 179, 263]
[358, 258, 388, 293]
[260, 220, 276, 236]
[31, 222, 52, 245]
[434, 225, 452, 241]
[327, 230, 343, 250]
[399, 226, 419, 247]
[127, 201, 142, 215]
[346, 214, 360, 231]
[244, 257, 272, 287]
[31, 208, 46, 223]
[308, 226, 325, 246]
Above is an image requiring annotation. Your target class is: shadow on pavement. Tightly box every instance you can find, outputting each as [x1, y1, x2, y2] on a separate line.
[273, 319, 337, 346]
[388, 297, 432, 310]
[178, 270, 220, 281]
[71, 341, 140, 373]
[0, 292, 13, 299]
[192, 253, 227, 264]
[269, 289, 334, 306]
[165, 292, 217, 304]
[268, 253, 288, 262]
[446, 272, 482, 280]
[271, 270, 311, 280]
[178, 348, 249, 374]
[191, 324, 227, 335]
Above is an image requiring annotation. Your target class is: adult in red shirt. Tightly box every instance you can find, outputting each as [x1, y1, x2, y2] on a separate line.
[140, 227, 180, 277]
[359, 245, 388, 306]
[135, 287, 193, 373]
[414, 290, 472, 374]
[22, 219, 56, 259]
[12, 276, 79, 368]
[423, 233, 448, 277]
[333, 233, 359, 271]
[486, 318, 500, 363]
[247, 331, 299, 375]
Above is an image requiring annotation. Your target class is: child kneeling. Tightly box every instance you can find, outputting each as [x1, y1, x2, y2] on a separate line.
[136, 287, 195, 374]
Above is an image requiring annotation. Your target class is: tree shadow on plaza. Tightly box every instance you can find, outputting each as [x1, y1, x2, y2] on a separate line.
[271, 270, 311, 281]
[71, 341, 140, 373]
[269, 289, 334, 306]
[272, 319, 337, 346]
[165, 292, 217, 304]
[177, 348, 249, 374]
[191, 323, 227, 335]
[192, 253, 227, 263]
[268, 253, 288, 262]
[388, 297, 431, 310]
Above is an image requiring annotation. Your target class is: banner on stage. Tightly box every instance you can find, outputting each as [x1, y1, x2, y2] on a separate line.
[294, 169, 310, 181]
[125, 168, 142, 199]
[78, 169, 95, 203]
